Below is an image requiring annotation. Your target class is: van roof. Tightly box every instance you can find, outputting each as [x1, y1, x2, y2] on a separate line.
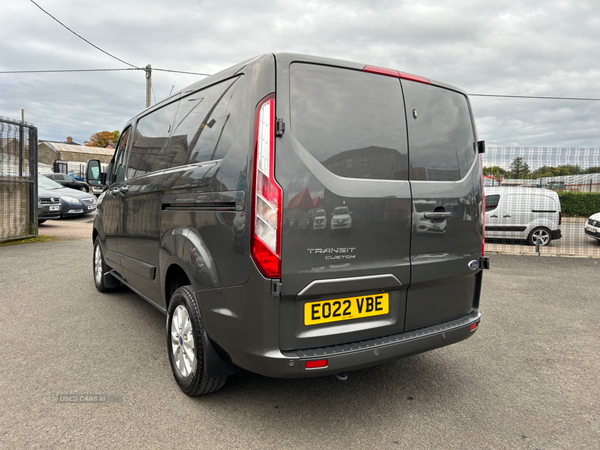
[162, 53, 467, 108]
[485, 186, 560, 200]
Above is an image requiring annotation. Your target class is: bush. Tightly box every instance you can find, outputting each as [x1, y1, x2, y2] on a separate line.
[558, 192, 600, 217]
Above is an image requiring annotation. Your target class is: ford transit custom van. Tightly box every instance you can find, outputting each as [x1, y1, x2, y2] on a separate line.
[87, 53, 488, 395]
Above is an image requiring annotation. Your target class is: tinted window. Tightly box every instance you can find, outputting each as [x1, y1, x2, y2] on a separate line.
[109, 127, 131, 184]
[166, 76, 244, 168]
[127, 101, 179, 178]
[403, 82, 475, 181]
[485, 194, 500, 211]
[290, 64, 409, 181]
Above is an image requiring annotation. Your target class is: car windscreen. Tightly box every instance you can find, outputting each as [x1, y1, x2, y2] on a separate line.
[290, 63, 409, 181]
[39, 176, 63, 190]
[333, 207, 349, 215]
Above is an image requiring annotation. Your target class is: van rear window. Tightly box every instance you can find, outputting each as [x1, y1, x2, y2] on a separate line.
[290, 64, 409, 181]
[403, 82, 476, 181]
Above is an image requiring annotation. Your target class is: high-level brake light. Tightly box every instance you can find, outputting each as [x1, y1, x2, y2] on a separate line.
[251, 94, 282, 279]
[363, 65, 431, 85]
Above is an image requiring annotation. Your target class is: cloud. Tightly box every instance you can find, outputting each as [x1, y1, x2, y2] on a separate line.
[0, 0, 598, 149]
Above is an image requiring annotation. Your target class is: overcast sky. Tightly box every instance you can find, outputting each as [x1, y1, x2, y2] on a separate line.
[1, 0, 599, 154]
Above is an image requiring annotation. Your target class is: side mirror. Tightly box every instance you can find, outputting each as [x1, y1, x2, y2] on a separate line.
[86, 159, 103, 187]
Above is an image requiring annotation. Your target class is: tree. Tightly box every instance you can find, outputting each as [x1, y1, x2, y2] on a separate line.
[483, 166, 508, 179]
[85, 130, 121, 148]
[508, 157, 530, 179]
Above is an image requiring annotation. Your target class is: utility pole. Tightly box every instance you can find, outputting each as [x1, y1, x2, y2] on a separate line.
[145, 64, 152, 108]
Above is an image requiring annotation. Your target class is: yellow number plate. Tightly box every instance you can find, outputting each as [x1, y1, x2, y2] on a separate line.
[304, 293, 389, 326]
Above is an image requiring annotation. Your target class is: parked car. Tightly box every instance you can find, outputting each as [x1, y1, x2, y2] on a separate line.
[330, 206, 352, 232]
[86, 53, 487, 396]
[484, 187, 562, 246]
[584, 212, 600, 241]
[43, 173, 90, 192]
[38, 176, 97, 217]
[37, 187, 62, 224]
[68, 171, 85, 181]
[312, 209, 327, 232]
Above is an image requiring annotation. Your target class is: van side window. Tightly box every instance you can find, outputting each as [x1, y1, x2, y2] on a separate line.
[403, 83, 476, 181]
[167, 76, 244, 167]
[290, 64, 409, 181]
[127, 101, 180, 179]
[109, 126, 131, 184]
[485, 194, 500, 211]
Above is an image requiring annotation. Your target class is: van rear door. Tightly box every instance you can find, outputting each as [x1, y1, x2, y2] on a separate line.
[274, 58, 412, 351]
[402, 80, 484, 331]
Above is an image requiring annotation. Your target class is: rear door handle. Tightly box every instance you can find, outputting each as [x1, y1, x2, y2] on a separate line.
[423, 211, 452, 220]
[119, 185, 130, 194]
[503, 214, 512, 218]
[489, 214, 498, 218]
[110, 187, 120, 196]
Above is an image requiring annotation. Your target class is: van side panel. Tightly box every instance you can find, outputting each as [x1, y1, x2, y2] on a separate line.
[158, 55, 276, 309]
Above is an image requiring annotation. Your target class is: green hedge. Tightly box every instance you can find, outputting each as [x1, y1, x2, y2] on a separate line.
[558, 192, 600, 217]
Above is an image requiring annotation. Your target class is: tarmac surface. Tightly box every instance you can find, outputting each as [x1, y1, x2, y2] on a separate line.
[1, 215, 599, 449]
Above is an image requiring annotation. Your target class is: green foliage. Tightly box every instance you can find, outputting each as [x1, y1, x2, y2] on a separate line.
[557, 192, 600, 217]
[483, 166, 507, 179]
[583, 166, 600, 174]
[508, 157, 530, 179]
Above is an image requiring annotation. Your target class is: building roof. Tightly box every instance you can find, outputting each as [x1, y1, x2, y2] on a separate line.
[41, 142, 114, 156]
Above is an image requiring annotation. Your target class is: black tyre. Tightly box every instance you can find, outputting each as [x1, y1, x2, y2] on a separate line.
[80, 185, 88, 192]
[167, 286, 227, 396]
[93, 236, 119, 292]
[528, 227, 551, 246]
[38, 220, 46, 225]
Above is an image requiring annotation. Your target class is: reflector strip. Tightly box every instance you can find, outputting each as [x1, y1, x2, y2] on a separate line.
[470, 322, 479, 332]
[305, 359, 328, 369]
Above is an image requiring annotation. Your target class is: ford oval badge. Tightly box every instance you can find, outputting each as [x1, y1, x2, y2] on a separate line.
[468, 260, 479, 270]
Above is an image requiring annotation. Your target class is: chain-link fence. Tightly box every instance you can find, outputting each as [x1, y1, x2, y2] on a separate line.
[0, 117, 38, 242]
[483, 146, 600, 257]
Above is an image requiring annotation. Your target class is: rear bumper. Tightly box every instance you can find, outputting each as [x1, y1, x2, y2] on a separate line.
[551, 229, 562, 240]
[230, 310, 481, 378]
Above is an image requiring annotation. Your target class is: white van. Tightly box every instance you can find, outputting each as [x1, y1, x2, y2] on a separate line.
[485, 187, 562, 246]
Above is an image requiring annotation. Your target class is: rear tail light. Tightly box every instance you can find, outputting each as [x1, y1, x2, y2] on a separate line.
[251, 94, 282, 278]
[470, 322, 479, 332]
[363, 65, 431, 85]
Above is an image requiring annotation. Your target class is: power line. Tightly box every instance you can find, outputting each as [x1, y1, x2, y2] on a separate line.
[469, 93, 600, 101]
[0, 67, 211, 76]
[21, 110, 75, 137]
[0, 68, 141, 74]
[153, 68, 211, 77]
[29, 0, 139, 69]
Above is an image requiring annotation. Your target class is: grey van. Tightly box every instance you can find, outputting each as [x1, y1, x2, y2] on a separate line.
[86, 53, 488, 396]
